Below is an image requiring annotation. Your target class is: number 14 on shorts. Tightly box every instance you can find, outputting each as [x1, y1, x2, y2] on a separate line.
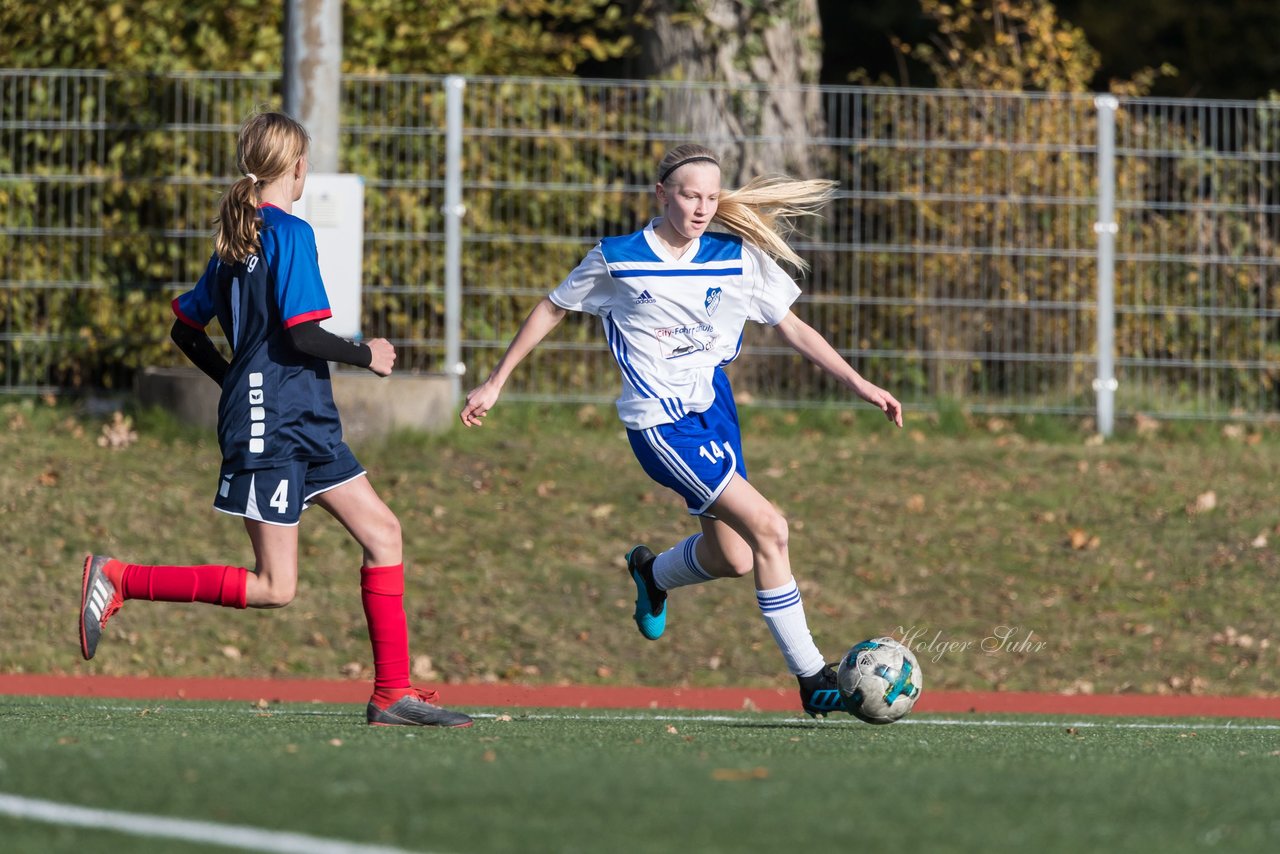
[698, 441, 726, 463]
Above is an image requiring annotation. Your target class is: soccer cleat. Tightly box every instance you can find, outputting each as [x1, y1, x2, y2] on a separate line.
[797, 663, 847, 718]
[79, 555, 125, 660]
[626, 545, 666, 640]
[366, 688, 474, 728]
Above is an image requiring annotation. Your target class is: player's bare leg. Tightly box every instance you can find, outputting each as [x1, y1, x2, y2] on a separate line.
[709, 476, 842, 717]
[243, 519, 300, 607]
[694, 513, 754, 579]
[309, 475, 401, 568]
[704, 476, 791, 591]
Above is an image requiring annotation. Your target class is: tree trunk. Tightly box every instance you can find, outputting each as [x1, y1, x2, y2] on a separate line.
[639, 0, 826, 183]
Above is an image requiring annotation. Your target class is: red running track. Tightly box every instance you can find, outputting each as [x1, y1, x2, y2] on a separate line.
[3, 674, 1280, 719]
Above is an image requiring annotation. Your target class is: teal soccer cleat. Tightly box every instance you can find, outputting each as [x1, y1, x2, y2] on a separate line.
[626, 545, 667, 640]
[797, 663, 847, 718]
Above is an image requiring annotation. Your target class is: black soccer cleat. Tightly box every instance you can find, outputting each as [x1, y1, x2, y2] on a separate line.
[366, 688, 474, 728]
[80, 555, 125, 661]
[797, 663, 847, 718]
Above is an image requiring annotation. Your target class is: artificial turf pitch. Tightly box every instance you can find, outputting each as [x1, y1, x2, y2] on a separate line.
[1, 696, 1278, 853]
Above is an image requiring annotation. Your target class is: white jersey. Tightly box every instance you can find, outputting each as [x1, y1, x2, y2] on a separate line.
[549, 219, 800, 430]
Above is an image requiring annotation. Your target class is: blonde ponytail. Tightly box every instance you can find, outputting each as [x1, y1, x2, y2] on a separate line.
[656, 143, 836, 273]
[213, 111, 310, 264]
[714, 176, 837, 273]
[214, 175, 261, 263]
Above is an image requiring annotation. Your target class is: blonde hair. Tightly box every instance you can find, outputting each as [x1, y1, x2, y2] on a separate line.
[657, 144, 836, 272]
[214, 112, 310, 263]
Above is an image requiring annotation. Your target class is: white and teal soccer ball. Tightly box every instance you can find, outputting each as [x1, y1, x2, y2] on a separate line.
[837, 637, 923, 724]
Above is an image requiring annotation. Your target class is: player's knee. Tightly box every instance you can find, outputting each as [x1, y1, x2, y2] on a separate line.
[364, 508, 402, 560]
[265, 590, 296, 608]
[755, 510, 789, 558]
[377, 511, 402, 551]
[259, 579, 297, 608]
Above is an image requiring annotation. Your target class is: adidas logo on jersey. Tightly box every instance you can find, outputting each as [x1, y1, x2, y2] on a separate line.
[635, 290, 657, 304]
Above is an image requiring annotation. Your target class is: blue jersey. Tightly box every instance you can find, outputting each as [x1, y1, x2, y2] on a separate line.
[172, 204, 344, 470]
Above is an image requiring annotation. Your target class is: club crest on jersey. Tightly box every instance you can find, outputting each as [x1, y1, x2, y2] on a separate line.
[704, 287, 722, 315]
[635, 289, 657, 305]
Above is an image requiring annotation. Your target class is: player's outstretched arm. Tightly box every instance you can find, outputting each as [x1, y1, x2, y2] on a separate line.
[773, 311, 903, 427]
[461, 296, 567, 427]
[285, 320, 394, 376]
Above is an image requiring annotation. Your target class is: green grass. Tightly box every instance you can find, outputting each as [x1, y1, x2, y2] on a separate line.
[1, 696, 1279, 853]
[3, 395, 1280, 698]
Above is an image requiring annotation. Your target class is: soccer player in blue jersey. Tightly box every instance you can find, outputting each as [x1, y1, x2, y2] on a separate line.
[79, 112, 471, 728]
[461, 143, 903, 717]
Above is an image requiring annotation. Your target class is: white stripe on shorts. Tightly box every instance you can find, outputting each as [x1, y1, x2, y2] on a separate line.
[303, 470, 367, 504]
[698, 442, 738, 515]
[641, 427, 712, 504]
[244, 473, 261, 519]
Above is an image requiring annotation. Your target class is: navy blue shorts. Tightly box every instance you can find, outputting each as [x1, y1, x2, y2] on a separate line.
[212, 443, 366, 527]
[627, 368, 748, 516]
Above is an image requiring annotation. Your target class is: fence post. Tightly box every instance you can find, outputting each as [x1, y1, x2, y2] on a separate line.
[1093, 95, 1119, 437]
[443, 75, 467, 407]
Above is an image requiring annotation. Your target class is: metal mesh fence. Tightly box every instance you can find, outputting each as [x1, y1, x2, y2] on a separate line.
[2, 70, 1278, 421]
[1113, 98, 1280, 418]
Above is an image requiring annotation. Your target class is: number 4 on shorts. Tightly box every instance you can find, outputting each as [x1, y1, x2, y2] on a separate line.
[270, 479, 289, 514]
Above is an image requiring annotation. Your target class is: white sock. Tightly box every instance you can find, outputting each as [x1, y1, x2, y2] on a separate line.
[757, 578, 825, 677]
[652, 534, 715, 591]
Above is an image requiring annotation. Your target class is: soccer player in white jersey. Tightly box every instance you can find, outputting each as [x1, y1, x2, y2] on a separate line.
[461, 144, 903, 717]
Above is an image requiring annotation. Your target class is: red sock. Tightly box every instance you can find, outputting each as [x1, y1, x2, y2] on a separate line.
[361, 563, 413, 707]
[110, 563, 248, 609]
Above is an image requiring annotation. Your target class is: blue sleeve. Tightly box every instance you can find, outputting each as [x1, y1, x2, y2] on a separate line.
[263, 215, 332, 329]
[171, 254, 220, 328]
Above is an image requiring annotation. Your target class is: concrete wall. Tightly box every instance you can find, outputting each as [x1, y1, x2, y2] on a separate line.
[136, 367, 455, 441]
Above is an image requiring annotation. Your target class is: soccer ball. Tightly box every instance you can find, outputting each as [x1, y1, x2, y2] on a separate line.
[837, 637, 923, 724]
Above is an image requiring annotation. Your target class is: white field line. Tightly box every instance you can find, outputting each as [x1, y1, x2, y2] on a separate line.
[0, 793, 437, 854]
[510, 713, 1280, 731]
[49, 703, 1280, 731]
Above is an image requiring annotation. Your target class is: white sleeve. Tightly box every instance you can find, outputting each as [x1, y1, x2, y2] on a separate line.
[548, 245, 613, 316]
[743, 242, 801, 325]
